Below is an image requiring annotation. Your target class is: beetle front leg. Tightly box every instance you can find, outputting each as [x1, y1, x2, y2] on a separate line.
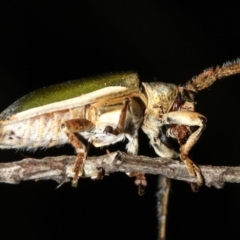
[162, 111, 207, 187]
[142, 108, 180, 159]
[61, 119, 94, 187]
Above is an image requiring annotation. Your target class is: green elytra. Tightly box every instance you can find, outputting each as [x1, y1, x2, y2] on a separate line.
[0, 72, 139, 120]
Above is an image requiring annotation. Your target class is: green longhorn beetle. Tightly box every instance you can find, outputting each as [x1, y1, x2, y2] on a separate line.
[0, 60, 240, 191]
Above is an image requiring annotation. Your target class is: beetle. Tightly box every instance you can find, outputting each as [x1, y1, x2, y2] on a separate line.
[0, 60, 240, 191]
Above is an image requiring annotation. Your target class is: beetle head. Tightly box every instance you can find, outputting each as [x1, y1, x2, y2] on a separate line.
[176, 87, 195, 111]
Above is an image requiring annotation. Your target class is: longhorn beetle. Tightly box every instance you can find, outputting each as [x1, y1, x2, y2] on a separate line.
[0, 60, 240, 192]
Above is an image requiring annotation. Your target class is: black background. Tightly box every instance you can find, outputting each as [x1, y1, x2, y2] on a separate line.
[1, 1, 240, 240]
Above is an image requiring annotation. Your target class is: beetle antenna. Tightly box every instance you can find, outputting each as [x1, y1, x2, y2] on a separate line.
[185, 58, 240, 92]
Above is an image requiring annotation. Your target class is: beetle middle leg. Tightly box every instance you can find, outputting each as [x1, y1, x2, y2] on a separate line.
[162, 111, 207, 187]
[104, 97, 146, 194]
[104, 98, 139, 135]
[61, 119, 94, 187]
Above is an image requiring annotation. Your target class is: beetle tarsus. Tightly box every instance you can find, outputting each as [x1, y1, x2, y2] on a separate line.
[71, 152, 86, 187]
[190, 183, 199, 192]
[128, 172, 147, 195]
[181, 155, 204, 186]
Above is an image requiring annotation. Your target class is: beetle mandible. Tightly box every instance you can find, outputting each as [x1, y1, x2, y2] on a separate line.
[0, 60, 240, 191]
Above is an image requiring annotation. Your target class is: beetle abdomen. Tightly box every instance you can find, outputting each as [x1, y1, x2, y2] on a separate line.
[0, 111, 70, 150]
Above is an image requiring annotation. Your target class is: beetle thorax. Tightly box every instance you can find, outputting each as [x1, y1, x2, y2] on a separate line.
[142, 82, 178, 113]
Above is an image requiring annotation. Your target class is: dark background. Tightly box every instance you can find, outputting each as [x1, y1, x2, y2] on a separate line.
[1, 1, 240, 240]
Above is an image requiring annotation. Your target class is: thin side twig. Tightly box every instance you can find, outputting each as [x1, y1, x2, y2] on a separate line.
[157, 176, 171, 240]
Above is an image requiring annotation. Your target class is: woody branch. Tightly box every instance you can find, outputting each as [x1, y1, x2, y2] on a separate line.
[0, 151, 239, 188]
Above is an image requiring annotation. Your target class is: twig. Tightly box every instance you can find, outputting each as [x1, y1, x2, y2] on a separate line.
[157, 176, 171, 240]
[0, 151, 239, 188]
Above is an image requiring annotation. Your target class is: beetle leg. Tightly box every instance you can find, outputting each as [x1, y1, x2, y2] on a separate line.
[112, 97, 130, 135]
[125, 134, 138, 155]
[161, 111, 207, 186]
[104, 97, 143, 135]
[103, 97, 142, 144]
[142, 108, 180, 159]
[123, 98, 146, 194]
[101, 98, 130, 135]
[125, 133, 148, 195]
[104, 98, 130, 135]
[61, 119, 94, 187]
[127, 172, 147, 196]
[104, 97, 146, 194]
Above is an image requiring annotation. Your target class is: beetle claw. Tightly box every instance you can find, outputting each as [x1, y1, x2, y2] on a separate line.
[190, 183, 199, 192]
[181, 153, 204, 187]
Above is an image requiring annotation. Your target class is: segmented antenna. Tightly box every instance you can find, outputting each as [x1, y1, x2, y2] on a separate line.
[185, 59, 240, 92]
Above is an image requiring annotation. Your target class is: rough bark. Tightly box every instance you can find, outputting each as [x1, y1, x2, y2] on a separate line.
[0, 151, 239, 188]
